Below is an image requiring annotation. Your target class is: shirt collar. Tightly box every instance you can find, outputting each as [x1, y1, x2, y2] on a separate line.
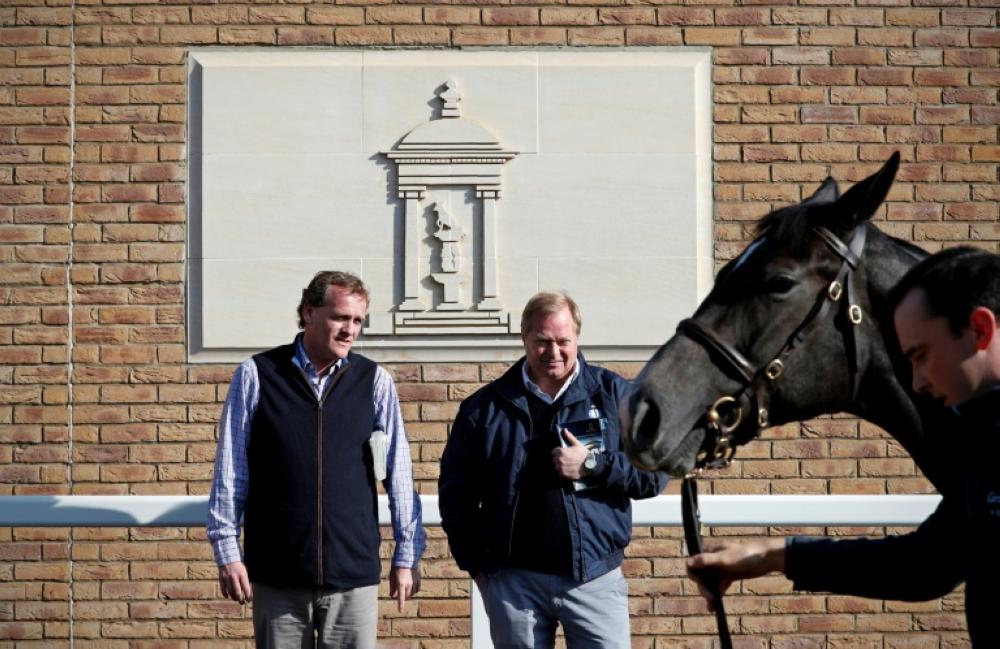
[521, 357, 580, 405]
[293, 333, 346, 376]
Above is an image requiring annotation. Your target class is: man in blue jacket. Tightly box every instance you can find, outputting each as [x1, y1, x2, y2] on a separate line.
[686, 248, 1000, 648]
[440, 290, 668, 649]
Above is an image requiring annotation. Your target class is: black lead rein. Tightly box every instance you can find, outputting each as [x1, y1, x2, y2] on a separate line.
[682, 478, 732, 649]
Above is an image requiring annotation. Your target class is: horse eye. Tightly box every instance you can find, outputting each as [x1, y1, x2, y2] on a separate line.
[764, 275, 796, 294]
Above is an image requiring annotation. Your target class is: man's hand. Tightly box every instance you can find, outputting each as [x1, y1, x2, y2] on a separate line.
[218, 561, 253, 604]
[685, 539, 786, 611]
[552, 429, 589, 480]
[390, 566, 421, 612]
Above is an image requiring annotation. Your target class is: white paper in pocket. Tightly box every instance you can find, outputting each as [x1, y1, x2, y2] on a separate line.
[369, 429, 389, 481]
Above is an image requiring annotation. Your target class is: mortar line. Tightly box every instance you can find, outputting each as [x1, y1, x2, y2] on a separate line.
[66, 2, 77, 646]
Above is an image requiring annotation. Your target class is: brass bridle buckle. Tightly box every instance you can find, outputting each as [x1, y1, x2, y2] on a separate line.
[693, 435, 736, 474]
[828, 280, 843, 301]
[707, 395, 742, 434]
[696, 395, 743, 471]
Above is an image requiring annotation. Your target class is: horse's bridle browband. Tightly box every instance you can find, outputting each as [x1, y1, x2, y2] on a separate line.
[678, 224, 869, 649]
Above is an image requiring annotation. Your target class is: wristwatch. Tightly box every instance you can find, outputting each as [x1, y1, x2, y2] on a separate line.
[582, 449, 600, 477]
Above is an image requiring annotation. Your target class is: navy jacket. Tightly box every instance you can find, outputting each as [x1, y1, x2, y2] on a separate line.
[786, 387, 1000, 647]
[439, 355, 668, 582]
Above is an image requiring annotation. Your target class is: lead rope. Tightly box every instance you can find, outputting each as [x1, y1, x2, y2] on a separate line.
[682, 478, 733, 649]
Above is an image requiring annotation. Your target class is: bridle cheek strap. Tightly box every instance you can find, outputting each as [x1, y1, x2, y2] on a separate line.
[816, 224, 869, 401]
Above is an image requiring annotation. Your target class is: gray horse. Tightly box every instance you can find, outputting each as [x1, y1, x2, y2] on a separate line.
[623, 152, 959, 495]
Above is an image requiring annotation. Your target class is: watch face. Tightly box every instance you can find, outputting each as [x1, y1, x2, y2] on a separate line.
[584, 452, 597, 470]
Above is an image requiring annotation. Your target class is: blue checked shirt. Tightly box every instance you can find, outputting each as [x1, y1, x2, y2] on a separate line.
[207, 336, 425, 569]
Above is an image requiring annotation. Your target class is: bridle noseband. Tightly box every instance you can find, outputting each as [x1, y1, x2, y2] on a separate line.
[678, 224, 869, 649]
[678, 224, 869, 473]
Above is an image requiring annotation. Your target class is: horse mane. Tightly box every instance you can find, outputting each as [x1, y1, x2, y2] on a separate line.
[886, 232, 929, 261]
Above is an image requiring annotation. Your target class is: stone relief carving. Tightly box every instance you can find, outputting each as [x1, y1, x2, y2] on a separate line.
[189, 50, 711, 362]
[384, 80, 518, 335]
[430, 202, 465, 310]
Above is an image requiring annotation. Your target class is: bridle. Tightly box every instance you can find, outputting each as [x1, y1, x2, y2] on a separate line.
[680, 223, 869, 473]
[677, 223, 869, 649]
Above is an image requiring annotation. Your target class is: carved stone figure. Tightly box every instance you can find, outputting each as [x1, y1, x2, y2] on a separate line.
[430, 203, 465, 310]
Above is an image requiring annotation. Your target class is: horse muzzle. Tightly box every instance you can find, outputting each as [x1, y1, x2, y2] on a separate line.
[623, 391, 706, 476]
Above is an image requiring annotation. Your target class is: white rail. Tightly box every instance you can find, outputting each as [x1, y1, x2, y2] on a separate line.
[0, 493, 941, 527]
[0, 494, 941, 649]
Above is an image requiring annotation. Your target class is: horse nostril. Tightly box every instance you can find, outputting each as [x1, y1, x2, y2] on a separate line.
[632, 397, 662, 449]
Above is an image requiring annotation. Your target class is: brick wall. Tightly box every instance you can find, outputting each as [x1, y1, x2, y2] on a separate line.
[1, 0, 997, 646]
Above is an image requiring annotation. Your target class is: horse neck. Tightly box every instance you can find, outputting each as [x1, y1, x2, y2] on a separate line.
[847, 229, 957, 489]
[850, 364, 922, 448]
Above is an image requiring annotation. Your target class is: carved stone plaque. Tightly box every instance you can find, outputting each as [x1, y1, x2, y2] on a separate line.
[385, 80, 516, 335]
[188, 50, 712, 362]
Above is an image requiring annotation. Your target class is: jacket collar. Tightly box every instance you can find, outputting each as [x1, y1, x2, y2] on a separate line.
[521, 356, 581, 404]
[954, 385, 1000, 436]
[493, 353, 598, 410]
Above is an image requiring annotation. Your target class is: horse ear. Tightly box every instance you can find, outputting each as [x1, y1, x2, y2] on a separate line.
[834, 151, 900, 227]
[805, 177, 839, 204]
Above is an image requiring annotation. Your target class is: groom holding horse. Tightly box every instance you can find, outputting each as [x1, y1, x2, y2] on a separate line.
[687, 247, 1000, 647]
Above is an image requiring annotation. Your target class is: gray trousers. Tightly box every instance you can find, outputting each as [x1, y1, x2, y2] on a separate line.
[478, 567, 631, 649]
[252, 582, 378, 649]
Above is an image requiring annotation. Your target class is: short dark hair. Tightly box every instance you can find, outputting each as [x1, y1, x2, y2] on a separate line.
[889, 247, 1000, 336]
[297, 271, 369, 329]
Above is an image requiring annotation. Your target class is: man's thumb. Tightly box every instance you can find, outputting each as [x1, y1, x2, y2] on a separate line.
[562, 429, 582, 446]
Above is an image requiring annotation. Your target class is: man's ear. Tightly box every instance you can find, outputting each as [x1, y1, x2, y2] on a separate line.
[969, 306, 996, 351]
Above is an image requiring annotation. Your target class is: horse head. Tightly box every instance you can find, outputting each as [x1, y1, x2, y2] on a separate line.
[624, 152, 951, 482]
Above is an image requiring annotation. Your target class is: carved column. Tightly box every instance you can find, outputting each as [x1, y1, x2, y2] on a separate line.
[477, 189, 501, 311]
[398, 188, 426, 311]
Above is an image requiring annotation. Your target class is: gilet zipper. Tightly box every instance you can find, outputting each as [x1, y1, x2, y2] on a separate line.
[297, 363, 348, 586]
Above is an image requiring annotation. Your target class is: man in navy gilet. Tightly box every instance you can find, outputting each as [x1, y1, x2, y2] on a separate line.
[207, 271, 425, 649]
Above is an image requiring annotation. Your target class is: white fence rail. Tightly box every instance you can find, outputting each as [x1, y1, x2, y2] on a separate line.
[0, 494, 941, 649]
[0, 493, 941, 527]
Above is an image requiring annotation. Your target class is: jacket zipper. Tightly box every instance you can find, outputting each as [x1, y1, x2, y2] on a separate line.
[298, 364, 347, 587]
[507, 490, 521, 558]
[316, 392, 323, 585]
[555, 410, 586, 581]
[506, 405, 532, 560]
